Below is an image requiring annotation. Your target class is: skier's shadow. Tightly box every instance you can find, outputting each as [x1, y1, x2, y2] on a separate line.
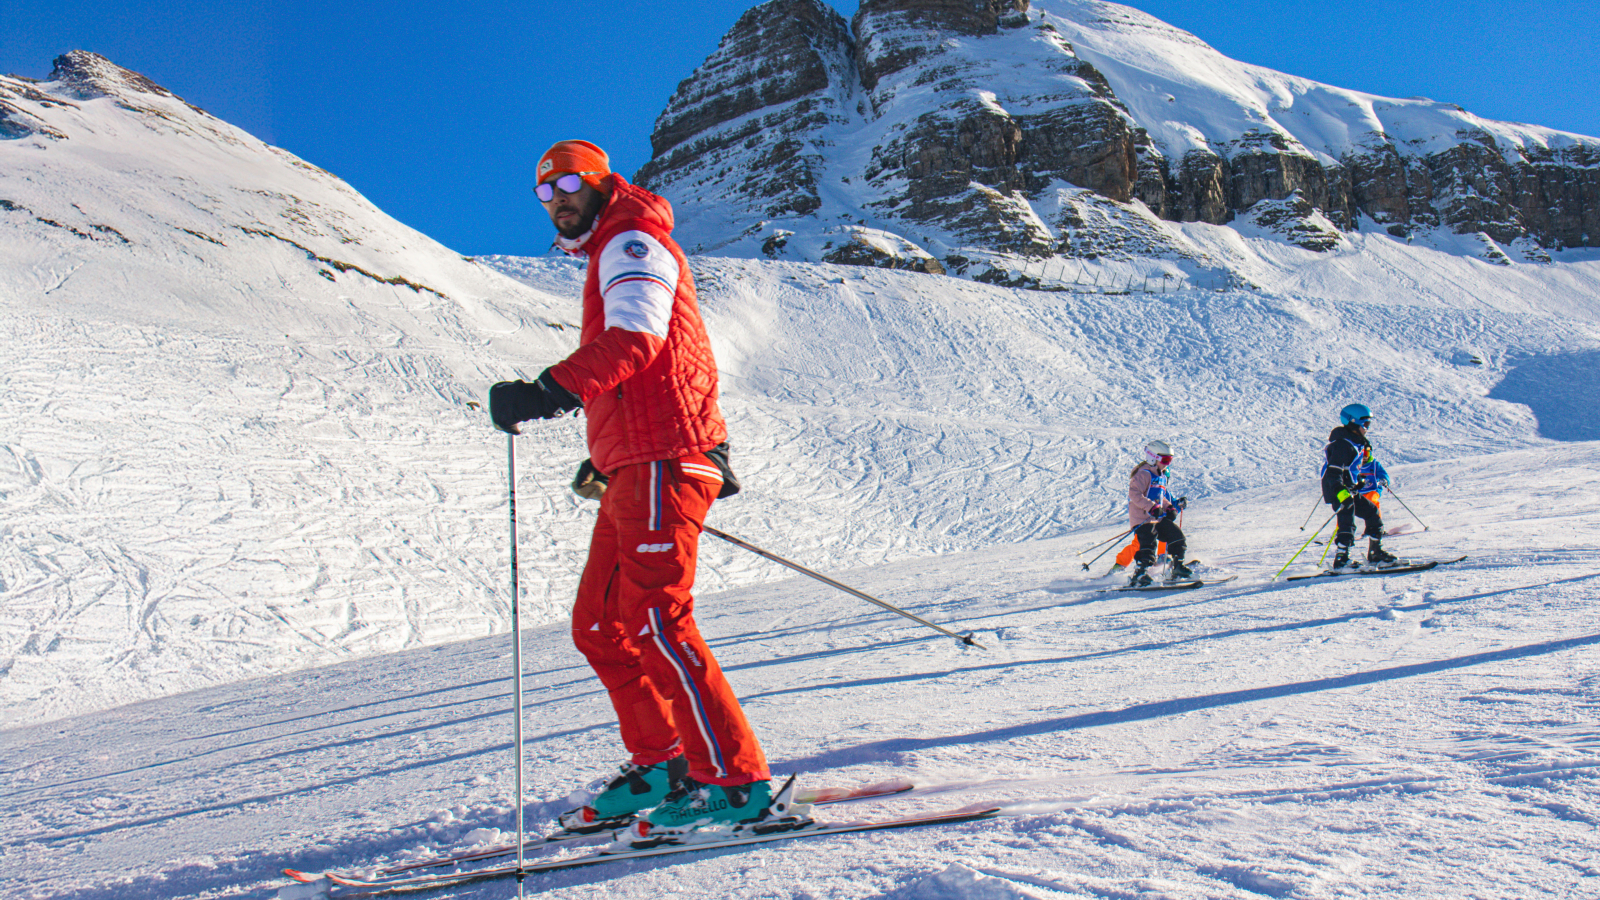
[774, 631, 1600, 773]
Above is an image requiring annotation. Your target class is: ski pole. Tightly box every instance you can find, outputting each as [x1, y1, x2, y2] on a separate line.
[1298, 495, 1322, 530]
[1316, 499, 1339, 566]
[1384, 486, 1430, 531]
[1272, 510, 1338, 581]
[1078, 527, 1134, 571]
[1363, 439, 1428, 531]
[1077, 527, 1133, 557]
[505, 436, 527, 896]
[1081, 528, 1132, 570]
[703, 526, 986, 649]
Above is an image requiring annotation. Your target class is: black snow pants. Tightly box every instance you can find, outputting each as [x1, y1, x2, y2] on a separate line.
[1133, 519, 1186, 568]
[1333, 494, 1384, 547]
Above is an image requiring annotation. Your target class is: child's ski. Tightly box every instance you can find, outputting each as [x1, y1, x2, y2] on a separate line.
[1285, 556, 1465, 581]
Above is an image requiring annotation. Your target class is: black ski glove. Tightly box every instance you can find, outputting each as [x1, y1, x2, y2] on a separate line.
[704, 441, 742, 499]
[489, 368, 582, 434]
[1174, 496, 1188, 511]
[572, 459, 609, 500]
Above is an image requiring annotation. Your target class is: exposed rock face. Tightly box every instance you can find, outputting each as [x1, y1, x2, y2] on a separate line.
[636, 0, 1600, 274]
[1238, 192, 1344, 252]
[1146, 129, 1600, 251]
[1344, 144, 1436, 236]
[860, 17, 1172, 260]
[1422, 137, 1600, 248]
[635, 0, 857, 236]
[853, 0, 1031, 90]
[0, 76, 72, 141]
[49, 50, 179, 102]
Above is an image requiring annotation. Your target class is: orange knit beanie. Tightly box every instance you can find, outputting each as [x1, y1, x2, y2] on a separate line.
[536, 140, 611, 191]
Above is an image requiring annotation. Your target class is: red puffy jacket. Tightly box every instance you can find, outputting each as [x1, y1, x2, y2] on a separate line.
[547, 175, 727, 474]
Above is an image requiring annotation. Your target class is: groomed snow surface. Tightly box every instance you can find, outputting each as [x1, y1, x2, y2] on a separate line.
[3, 43, 1600, 900]
[3, 443, 1598, 900]
[5, 246, 1600, 898]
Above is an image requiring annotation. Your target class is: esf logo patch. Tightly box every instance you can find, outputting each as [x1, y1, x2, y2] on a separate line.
[623, 240, 650, 260]
[636, 542, 675, 553]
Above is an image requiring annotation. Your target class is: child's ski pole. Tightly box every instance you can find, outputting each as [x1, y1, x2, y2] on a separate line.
[1384, 486, 1429, 531]
[1079, 527, 1134, 571]
[1078, 527, 1134, 556]
[1298, 495, 1322, 530]
[1273, 510, 1338, 581]
[1364, 440, 1427, 531]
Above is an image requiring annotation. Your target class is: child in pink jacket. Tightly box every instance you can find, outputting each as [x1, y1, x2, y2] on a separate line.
[1127, 440, 1191, 586]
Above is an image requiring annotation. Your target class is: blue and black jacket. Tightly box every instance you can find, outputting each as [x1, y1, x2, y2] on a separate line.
[1355, 456, 1389, 496]
[1320, 424, 1372, 504]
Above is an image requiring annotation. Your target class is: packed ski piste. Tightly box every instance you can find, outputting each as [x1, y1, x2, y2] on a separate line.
[6, 45, 1600, 900]
[275, 143, 1476, 898]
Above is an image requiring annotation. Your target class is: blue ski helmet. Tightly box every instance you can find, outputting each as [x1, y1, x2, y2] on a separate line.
[1339, 403, 1373, 428]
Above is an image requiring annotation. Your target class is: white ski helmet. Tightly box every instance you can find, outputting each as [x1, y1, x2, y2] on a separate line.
[1144, 440, 1173, 464]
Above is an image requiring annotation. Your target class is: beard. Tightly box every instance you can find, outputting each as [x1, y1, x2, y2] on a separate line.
[555, 190, 607, 240]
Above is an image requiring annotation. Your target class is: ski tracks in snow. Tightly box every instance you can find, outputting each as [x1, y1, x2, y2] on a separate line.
[3, 459, 1598, 898]
[0, 311, 582, 727]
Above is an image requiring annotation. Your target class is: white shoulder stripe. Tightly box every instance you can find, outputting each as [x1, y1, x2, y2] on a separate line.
[598, 230, 679, 338]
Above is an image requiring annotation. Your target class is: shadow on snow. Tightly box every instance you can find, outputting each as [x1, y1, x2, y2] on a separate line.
[775, 633, 1600, 771]
[1489, 349, 1600, 441]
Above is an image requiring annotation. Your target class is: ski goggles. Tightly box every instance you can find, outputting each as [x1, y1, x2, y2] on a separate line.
[535, 172, 601, 202]
[1153, 454, 1174, 465]
[1353, 416, 1372, 428]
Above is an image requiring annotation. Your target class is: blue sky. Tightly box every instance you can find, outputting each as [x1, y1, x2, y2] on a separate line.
[4, 0, 1596, 256]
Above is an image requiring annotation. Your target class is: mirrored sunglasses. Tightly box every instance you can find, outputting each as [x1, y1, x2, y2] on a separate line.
[535, 172, 600, 202]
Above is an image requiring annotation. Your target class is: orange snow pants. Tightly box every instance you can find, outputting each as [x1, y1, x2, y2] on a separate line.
[570, 454, 770, 786]
[1115, 538, 1167, 568]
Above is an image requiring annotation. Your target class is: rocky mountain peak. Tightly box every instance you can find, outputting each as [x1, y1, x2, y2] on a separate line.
[637, 0, 1599, 282]
[635, 0, 860, 256]
[648, 0, 854, 161]
[49, 50, 178, 102]
[8, 50, 259, 152]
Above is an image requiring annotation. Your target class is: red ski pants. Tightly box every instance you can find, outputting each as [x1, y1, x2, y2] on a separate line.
[570, 453, 770, 786]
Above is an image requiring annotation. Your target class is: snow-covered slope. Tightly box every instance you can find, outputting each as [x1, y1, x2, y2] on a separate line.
[2, 37, 1599, 900]
[1, 53, 590, 727]
[5, 51, 1600, 732]
[4, 444, 1597, 899]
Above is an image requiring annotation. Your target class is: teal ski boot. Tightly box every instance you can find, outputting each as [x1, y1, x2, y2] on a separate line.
[558, 756, 687, 833]
[626, 776, 808, 845]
